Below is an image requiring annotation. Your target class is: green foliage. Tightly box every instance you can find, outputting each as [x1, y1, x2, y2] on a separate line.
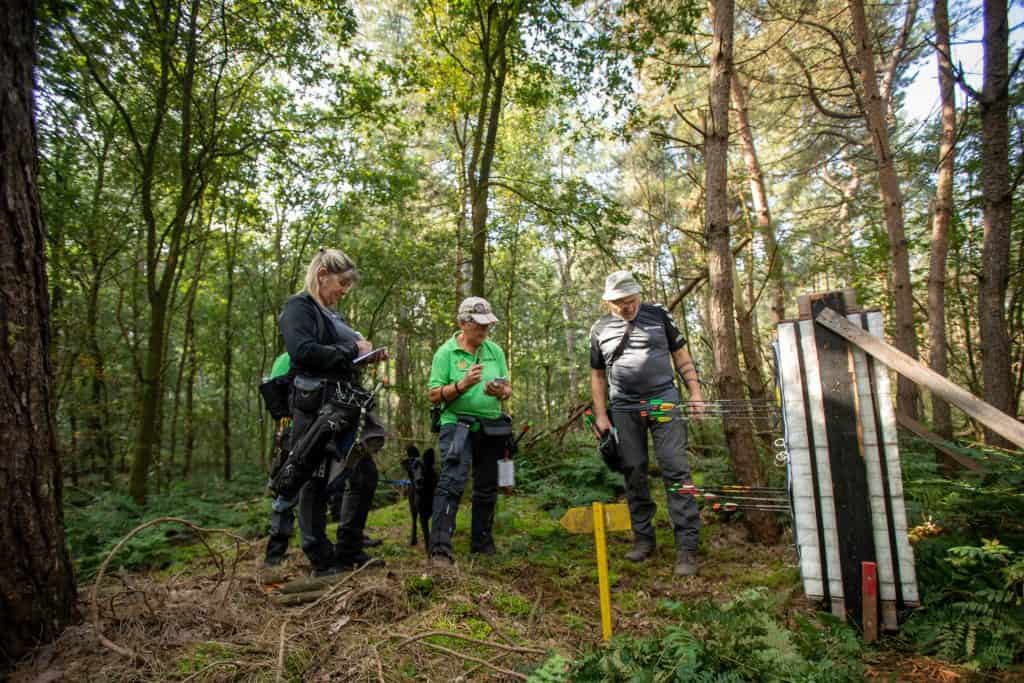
[65, 465, 269, 580]
[528, 653, 571, 683]
[902, 539, 1024, 670]
[516, 436, 623, 514]
[557, 590, 862, 682]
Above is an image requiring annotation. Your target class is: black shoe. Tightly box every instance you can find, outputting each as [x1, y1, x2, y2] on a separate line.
[362, 535, 382, 548]
[470, 542, 496, 556]
[262, 555, 285, 568]
[335, 551, 385, 570]
[312, 565, 345, 578]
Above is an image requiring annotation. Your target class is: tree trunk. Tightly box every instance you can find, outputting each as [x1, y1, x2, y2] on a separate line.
[978, 0, 1013, 444]
[222, 220, 238, 482]
[848, 0, 920, 419]
[182, 310, 198, 478]
[0, 1, 78, 663]
[468, 3, 512, 297]
[731, 73, 784, 323]
[555, 244, 578, 402]
[394, 313, 413, 441]
[929, 0, 955, 450]
[705, 0, 778, 543]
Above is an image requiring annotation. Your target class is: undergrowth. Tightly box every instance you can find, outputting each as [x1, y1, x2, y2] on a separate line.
[530, 589, 863, 682]
[901, 438, 1024, 670]
[64, 464, 269, 580]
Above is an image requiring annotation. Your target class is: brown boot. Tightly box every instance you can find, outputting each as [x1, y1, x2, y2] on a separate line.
[674, 549, 699, 576]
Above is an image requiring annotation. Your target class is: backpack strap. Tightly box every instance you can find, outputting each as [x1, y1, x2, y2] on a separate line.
[606, 320, 636, 367]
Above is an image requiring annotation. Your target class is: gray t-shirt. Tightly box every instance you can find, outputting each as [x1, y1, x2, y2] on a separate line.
[589, 303, 686, 409]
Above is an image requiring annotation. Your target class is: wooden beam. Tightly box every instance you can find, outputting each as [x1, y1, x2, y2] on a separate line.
[895, 412, 983, 472]
[815, 308, 1024, 450]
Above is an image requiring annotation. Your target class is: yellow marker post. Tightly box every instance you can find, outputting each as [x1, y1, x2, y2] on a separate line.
[560, 502, 631, 643]
[592, 502, 613, 642]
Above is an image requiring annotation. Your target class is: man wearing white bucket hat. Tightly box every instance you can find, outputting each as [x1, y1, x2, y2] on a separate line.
[589, 271, 705, 576]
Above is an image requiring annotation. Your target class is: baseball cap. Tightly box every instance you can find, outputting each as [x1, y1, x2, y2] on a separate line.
[458, 296, 499, 324]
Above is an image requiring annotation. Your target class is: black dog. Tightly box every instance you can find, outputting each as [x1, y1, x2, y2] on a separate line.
[402, 446, 437, 551]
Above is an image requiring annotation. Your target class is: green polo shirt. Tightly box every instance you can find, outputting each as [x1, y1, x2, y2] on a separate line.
[429, 335, 509, 426]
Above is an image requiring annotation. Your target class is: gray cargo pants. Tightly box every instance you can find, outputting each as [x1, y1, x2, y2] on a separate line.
[610, 408, 700, 551]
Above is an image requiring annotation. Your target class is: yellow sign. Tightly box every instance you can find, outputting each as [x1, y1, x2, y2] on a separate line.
[559, 502, 632, 642]
[559, 503, 631, 534]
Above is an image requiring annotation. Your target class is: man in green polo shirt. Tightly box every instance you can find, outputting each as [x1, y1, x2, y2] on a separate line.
[427, 297, 512, 566]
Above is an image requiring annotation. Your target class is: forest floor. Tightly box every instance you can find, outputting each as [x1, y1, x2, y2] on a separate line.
[7, 490, 1008, 682]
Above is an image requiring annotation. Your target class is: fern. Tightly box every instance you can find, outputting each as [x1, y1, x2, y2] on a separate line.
[566, 590, 862, 682]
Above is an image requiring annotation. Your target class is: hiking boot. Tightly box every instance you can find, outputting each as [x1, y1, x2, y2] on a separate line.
[262, 554, 285, 569]
[313, 564, 345, 578]
[674, 549, 699, 576]
[470, 542, 496, 556]
[335, 551, 384, 571]
[625, 542, 655, 562]
[362, 535, 382, 548]
[430, 553, 455, 569]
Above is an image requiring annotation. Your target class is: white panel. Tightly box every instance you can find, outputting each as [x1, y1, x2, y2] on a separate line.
[865, 311, 920, 606]
[777, 324, 827, 600]
[799, 319, 844, 599]
[846, 314, 900, 602]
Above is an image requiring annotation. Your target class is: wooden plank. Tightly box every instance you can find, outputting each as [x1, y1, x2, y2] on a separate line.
[812, 293, 876, 623]
[862, 562, 878, 642]
[799, 320, 845, 601]
[896, 412, 983, 472]
[815, 308, 1024, 449]
[850, 314, 900, 606]
[778, 323, 826, 599]
[865, 312, 919, 607]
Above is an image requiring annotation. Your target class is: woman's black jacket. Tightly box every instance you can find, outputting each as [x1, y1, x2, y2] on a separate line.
[279, 292, 359, 382]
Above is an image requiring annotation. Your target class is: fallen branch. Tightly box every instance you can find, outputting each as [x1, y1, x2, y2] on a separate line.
[394, 630, 546, 655]
[276, 559, 384, 681]
[413, 640, 529, 681]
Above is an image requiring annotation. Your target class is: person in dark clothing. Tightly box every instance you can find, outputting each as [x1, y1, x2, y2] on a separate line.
[274, 248, 387, 576]
[590, 270, 705, 576]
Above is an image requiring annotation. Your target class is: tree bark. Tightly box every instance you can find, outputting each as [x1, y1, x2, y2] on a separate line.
[467, 2, 513, 297]
[848, 0, 920, 419]
[731, 73, 784, 323]
[705, 0, 778, 543]
[978, 0, 1013, 444]
[0, 0, 78, 664]
[928, 0, 955, 448]
[222, 218, 238, 482]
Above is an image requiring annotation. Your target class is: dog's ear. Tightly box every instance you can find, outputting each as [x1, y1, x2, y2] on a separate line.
[406, 444, 420, 459]
[422, 448, 435, 466]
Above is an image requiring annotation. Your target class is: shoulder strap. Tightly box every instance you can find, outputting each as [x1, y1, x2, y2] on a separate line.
[607, 320, 636, 367]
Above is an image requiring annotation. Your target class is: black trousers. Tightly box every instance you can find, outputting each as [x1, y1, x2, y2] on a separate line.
[270, 403, 377, 569]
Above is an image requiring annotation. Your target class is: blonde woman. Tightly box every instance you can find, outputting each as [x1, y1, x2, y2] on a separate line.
[270, 249, 385, 576]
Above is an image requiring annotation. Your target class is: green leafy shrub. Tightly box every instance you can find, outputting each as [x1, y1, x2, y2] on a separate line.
[548, 589, 862, 682]
[65, 464, 269, 579]
[902, 538, 1024, 670]
[516, 436, 622, 514]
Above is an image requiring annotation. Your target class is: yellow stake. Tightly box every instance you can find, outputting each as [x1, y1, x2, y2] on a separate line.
[592, 501, 613, 642]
